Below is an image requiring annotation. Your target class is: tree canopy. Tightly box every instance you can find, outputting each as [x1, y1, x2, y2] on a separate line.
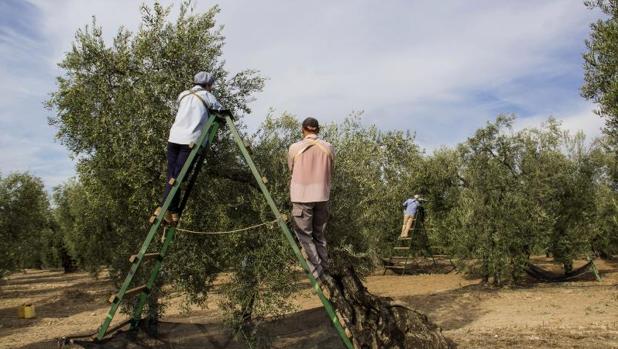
[0, 172, 57, 277]
[583, 0, 618, 153]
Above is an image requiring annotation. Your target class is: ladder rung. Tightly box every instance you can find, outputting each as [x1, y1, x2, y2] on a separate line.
[108, 285, 149, 304]
[385, 265, 407, 269]
[344, 327, 352, 338]
[398, 237, 412, 240]
[129, 253, 161, 263]
[393, 247, 410, 250]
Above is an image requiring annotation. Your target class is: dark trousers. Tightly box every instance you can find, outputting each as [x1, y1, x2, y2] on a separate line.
[162, 142, 192, 213]
[291, 201, 330, 278]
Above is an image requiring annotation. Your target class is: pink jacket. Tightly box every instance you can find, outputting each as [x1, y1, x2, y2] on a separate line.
[287, 134, 334, 203]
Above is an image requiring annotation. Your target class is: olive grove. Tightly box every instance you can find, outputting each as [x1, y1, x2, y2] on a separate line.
[26, 1, 618, 347]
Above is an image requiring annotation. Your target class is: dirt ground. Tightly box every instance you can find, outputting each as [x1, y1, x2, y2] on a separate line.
[1, 258, 617, 349]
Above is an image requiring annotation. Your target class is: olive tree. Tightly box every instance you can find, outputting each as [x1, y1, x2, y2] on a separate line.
[47, 0, 264, 324]
[583, 0, 618, 151]
[0, 172, 55, 277]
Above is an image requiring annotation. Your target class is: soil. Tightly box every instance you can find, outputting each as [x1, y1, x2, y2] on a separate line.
[1, 257, 617, 349]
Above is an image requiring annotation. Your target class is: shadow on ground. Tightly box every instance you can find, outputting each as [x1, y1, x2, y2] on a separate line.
[0, 287, 109, 340]
[20, 308, 343, 349]
[0, 271, 89, 287]
[398, 283, 490, 330]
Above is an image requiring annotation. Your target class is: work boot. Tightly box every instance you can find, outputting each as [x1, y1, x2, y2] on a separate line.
[150, 207, 173, 225]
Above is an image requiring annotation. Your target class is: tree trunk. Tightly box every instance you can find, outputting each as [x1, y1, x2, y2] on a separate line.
[324, 267, 454, 349]
[61, 247, 77, 273]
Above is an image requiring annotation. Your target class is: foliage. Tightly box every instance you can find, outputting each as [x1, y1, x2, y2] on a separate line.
[434, 116, 612, 283]
[46, 1, 264, 323]
[581, 1, 618, 258]
[52, 179, 115, 272]
[583, 0, 618, 151]
[0, 172, 57, 277]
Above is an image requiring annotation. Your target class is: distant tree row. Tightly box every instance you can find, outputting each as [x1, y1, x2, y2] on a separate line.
[245, 113, 618, 287]
[0, 172, 63, 277]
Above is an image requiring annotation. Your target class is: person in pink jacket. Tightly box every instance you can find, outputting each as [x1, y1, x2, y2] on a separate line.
[287, 117, 335, 279]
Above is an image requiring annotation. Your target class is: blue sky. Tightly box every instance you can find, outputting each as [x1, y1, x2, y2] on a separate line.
[0, 0, 606, 189]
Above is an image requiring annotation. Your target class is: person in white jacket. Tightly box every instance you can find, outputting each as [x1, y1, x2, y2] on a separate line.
[154, 71, 223, 223]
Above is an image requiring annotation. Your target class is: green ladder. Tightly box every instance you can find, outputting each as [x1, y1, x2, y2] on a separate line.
[94, 111, 354, 349]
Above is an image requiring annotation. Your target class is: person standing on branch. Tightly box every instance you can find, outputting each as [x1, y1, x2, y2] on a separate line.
[400, 194, 420, 239]
[288, 117, 335, 280]
[153, 71, 223, 224]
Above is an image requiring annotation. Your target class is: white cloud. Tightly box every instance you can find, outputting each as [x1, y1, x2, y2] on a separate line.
[0, 129, 74, 188]
[32, 1, 599, 122]
[213, 0, 600, 126]
[515, 102, 604, 139]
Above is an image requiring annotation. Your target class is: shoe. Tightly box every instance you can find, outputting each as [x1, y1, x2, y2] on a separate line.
[150, 207, 173, 225]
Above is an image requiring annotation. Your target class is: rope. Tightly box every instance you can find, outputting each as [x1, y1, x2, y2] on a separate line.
[175, 218, 282, 236]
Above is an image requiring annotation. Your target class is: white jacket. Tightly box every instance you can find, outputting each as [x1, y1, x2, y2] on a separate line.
[168, 86, 223, 145]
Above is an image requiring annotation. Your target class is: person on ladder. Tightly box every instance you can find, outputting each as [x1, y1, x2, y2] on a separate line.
[400, 194, 420, 239]
[288, 117, 335, 282]
[152, 71, 224, 224]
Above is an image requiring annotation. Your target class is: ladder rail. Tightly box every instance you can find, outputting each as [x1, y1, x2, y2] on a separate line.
[130, 225, 177, 326]
[223, 114, 354, 349]
[95, 115, 218, 340]
[130, 121, 221, 327]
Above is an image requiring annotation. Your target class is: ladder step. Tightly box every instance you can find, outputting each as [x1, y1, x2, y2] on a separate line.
[129, 253, 161, 263]
[398, 237, 412, 240]
[108, 285, 149, 304]
[393, 247, 410, 250]
[344, 327, 352, 338]
[385, 265, 407, 269]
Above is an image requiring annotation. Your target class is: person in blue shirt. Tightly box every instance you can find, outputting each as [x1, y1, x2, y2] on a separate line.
[400, 194, 420, 238]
